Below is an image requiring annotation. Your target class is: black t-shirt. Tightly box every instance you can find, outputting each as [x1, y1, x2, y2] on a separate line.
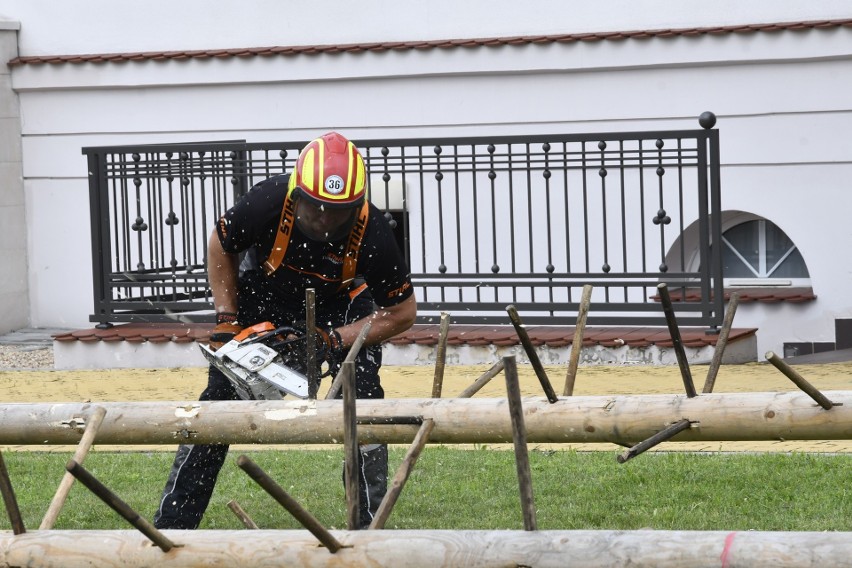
[217, 174, 413, 317]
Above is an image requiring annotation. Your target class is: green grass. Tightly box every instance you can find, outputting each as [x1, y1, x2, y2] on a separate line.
[1, 448, 849, 531]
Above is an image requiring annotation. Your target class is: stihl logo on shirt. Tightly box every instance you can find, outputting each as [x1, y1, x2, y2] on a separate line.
[325, 252, 344, 264]
[387, 281, 411, 299]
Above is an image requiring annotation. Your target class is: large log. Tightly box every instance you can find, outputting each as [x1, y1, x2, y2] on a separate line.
[1, 529, 851, 567]
[0, 391, 849, 446]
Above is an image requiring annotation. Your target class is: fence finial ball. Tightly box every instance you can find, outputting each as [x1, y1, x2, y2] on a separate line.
[698, 111, 717, 129]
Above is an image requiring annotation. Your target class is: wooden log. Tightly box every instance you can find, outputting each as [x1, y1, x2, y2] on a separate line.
[506, 305, 559, 403]
[341, 361, 359, 530]
[369, 418, 434, 530]
[564, 283, 593, 396]
[457, 360, 504, 398]
[657, 283, 698, 398]
[765, 351, 836, 410]
[2, 392, 852, 446]
[617, 418, 693, 463]
[0, 450, 25, 535]
[325, 322, 371, 400]
[236, 455, 342, 553]
[226, 500, 258, 529]
[3, 529, 852, 567]
[65, 460, 176, 552]
[431, 312, 451, 398]
[703, 292, 740, 394]
[306, 288, 319, 399]
[503, 356, 536, 530]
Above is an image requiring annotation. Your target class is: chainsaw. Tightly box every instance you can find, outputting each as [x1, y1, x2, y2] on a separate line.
[199, 322, 310, 400]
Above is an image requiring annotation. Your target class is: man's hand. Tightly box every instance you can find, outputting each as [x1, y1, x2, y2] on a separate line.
[291, 322, 346, 369]
[209, 312, 242, 350]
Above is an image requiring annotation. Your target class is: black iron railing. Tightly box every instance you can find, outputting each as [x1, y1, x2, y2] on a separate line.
[83, 114, 723, 328]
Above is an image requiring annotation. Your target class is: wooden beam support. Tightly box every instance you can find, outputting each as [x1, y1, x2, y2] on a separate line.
[564, 284, 593, 396]
[0, 450, 25, 535]
[657, 283, 698, 398]
[431, 312, 451, 399]
[2, 392, 852, 446]
[236, 455, 343, 552]
[457, 360, 504, 398]
[369, 418, 435, 530]
[40, 406, 107, 529]
[506, 305, 559, 403]
[703, 292, 740, 394]
[503, 356, 536, 530]
[2, 529, 852, 567]
[65, 460, 177, 552]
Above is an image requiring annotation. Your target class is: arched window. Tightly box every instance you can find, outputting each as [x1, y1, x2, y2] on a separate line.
[721, 219, 810, 286]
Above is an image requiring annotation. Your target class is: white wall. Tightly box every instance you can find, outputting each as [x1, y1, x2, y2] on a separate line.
[0, 20, 27, 334]
[2, 1, 852, 355]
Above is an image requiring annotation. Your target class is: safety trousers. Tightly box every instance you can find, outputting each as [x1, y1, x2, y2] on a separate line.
[355, 443, 388, 529]
[153, 342, 384, 530]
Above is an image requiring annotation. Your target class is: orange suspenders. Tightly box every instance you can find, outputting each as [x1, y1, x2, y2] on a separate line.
[263, 189, 370, 294]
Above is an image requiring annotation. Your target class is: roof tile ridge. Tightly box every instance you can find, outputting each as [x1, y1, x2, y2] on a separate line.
[8, 18, 852, 68]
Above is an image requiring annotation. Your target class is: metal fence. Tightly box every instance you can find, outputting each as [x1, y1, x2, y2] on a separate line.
[83, 117, 723, 328]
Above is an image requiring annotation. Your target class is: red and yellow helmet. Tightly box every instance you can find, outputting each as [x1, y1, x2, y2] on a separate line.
[288, 131, 368, 209]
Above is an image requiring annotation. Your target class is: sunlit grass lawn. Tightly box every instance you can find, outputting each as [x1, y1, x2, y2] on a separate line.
[2, 448, 849, 531]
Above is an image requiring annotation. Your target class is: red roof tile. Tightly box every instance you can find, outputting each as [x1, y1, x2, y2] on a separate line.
[651, 287, 816, 304]
[52, 322, 756, 350]
[9, 19, 852, 68]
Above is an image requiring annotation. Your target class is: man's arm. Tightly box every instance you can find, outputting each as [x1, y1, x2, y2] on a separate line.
[207, 227, 240, 315]
[336, 293, 417, 348]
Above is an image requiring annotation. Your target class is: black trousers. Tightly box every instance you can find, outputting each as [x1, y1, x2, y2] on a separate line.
[153, 341, 383, 529]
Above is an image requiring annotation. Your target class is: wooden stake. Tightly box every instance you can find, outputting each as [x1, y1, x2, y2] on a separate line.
[341, 360, 360, 530]
[369, 418, 435, 530]
[504, 356, 537, 531]
[305, 288, 319, 399]
[227, 500, 258, 529]
[564, 284, 593, 396]
[506, 305, 559, 403]
[65, 460, 177, 552]
[236, 455, 342, 552]
[431, 312, 451, 398]
[40, 406, 107, 529]
[766, 352, 836, 410]
[325, 322, 371, 400]
[0, 450, 25, 535]
[617, 419, 692, 463]
[458, 360, 505, 398]
[657, 283, 698, 398]
[703, 292, 740, 394]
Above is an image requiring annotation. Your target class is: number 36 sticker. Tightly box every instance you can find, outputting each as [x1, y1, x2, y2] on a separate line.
[325, 175, 345, 195]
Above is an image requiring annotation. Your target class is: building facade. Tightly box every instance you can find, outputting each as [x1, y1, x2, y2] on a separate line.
[2, 1, 852, 358]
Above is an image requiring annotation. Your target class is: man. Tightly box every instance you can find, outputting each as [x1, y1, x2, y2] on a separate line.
[154, 131, 417, 530]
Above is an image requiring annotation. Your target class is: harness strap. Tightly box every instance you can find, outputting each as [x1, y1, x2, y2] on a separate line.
[263, 188, 298, 276]
[263, 190, 370, 295]
[338, 202, 369, 292]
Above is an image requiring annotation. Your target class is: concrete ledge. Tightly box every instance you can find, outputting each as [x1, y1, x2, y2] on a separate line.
[54, 333, 757, 370]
